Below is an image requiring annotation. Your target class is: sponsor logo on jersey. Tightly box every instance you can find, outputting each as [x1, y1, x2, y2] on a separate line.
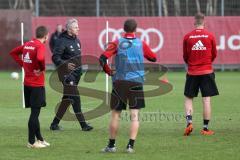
[23, 52, 32, 63]
[189, 35, 209, 39]
[192, 40, 207, 50]
[24, 46, 35, 50]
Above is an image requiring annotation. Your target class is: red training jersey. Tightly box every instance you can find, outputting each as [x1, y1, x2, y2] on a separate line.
[183, 29, 217, 75]
[9, 39, 46, 87]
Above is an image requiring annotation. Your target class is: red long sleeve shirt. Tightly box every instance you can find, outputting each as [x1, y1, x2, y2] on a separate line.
[102, 33, 156, 61]
[100, 33, 157, 75]
[9, 39, 46, 87]
[183, 29, 217, 75]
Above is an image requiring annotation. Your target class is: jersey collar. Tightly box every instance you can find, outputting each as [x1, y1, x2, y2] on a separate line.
[123, 33, 136, 39]
[33, 38, 42, 44]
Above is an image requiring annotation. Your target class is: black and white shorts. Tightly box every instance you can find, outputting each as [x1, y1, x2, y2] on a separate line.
[24, 85, 46, 108]
[110, 80, 145, 111]
[184, 73, 219, 98]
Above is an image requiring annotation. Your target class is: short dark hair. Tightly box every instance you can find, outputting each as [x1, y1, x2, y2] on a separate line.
[36, 26, 48, 38]
[194, 12, 205, 26]
[124, 19, 137, 33]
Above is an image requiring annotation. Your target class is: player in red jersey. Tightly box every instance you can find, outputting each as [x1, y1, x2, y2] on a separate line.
[183, 13, 219, 136]
[9, 26, 50, 148]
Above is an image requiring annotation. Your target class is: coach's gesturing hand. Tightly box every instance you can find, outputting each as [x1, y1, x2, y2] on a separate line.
[63, 74, 76, 85]
[68, 63, 76, 71]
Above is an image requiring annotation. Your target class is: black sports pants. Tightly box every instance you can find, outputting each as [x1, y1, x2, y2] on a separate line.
[28, 107, 43, 144]
[52, 79, 87, 127]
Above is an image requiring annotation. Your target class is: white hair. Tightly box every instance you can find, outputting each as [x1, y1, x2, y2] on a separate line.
[66, 18, 78, 31]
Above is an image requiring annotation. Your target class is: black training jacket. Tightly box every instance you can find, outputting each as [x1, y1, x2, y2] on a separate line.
[52, 31, 82, 80]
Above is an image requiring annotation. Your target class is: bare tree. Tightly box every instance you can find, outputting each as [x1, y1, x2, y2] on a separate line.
[206, 0, 218, 16]
[8, 0, 15, 8]
[59, 1, 66, 16]
[145, 0, 150, 16]
[186, 0, 189, 16]
[133, 0, 141, 16]
[195, 0, 201, 13]
[29, 0, 34, 12]
[206, 0, 213, 15]
[150, 0, 155, 16]
[123, 0, 129, 16]
[213, 0, 218, 15]
[8, 0, 19, 9]
[174, 0, 181, 16]
[8, 0, 34, 10]
[162, 0, 168, 16]
[140, 0, 145, 16]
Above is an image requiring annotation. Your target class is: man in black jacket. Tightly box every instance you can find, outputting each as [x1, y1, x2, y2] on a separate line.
[49, 24, 63, 53]
[50, 18, 93, 131]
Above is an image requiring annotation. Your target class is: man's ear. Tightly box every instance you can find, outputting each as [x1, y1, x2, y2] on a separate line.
[45, 34, 49, 41]
[203, 22, 206, 27]
[194, 21, 197, 26]
[42, 35, 48, 43]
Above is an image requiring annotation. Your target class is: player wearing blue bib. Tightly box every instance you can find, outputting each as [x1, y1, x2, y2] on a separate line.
[100, 19, 157, 153]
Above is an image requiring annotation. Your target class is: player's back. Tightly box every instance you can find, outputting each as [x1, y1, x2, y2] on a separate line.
[22, 39, 45, 86]
[183, 29, 216, 75]
[113, 37, 144, 83]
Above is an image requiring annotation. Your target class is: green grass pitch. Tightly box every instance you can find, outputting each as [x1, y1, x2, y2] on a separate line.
[0, 71, 239, 160]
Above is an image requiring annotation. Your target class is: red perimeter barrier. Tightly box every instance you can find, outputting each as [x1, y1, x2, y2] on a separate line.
[32, 17, 240, 65]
